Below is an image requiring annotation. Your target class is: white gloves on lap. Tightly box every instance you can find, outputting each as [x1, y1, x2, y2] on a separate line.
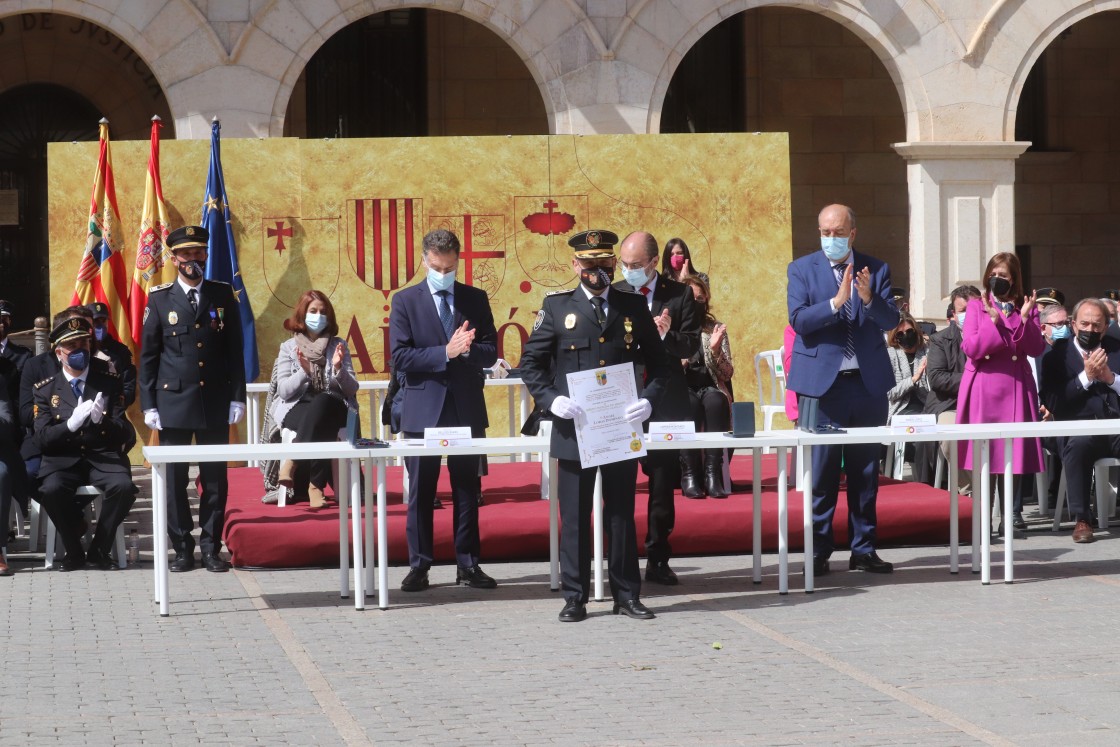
[67, 399, 96, 432]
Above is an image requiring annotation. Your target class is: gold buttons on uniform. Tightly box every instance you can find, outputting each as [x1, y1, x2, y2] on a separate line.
[197, 342, 203, 348]
[570, 344, 576, 350]
[199, 362, 204, 367]
[599, 359, 605, 365]
[163, 384, 169, 389]
[200, 381, 205, 387]
[195, 323, 201, 329]
[598, 337, 605, 343]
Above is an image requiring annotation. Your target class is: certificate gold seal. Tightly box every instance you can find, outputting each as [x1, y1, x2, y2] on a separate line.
[168, 311, 178, 325]
[630, 433, 642, 452]
[564, 313, 577, 329]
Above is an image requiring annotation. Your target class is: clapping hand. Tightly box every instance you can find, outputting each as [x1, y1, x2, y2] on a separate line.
[446, 321, 475, 359]
[833, 264, 853, 310]
[654, 309, 671, 337]
[854, 266, 873, 305]
[679, 259, 692, 279]
[332, 343, 344, 373]
[1020, 290, 1038, 319]
[90, 393, 107, 424]
[979, 294, 1000, 323]
[296, 348, 312, 375]
[67, 399, 96, 432]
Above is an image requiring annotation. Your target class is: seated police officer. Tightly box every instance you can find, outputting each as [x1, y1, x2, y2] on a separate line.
[33, 317, 136, 571]
[87, 301, 137, 407]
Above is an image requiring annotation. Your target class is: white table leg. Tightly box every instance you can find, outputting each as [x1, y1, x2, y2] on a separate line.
[339, 459, 350, 599]
[377, 459, 388, 610]
[779, 443, 788, 595]
[593, 469, 603, 602]
[364, 457, 375, 598]
[549, 458, 559, 592]
[980, 439, 991, 585]
[949, 438, 959, 574]
[802, 444, 814, 593]
[350, 459, 365, 611]
[153, 464, 170, 616]
[1003, 437, 1014, 584]
[752, 447, 762, 584]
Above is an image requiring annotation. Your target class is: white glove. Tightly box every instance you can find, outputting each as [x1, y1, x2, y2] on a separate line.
[89, 393, 107, 424]
[490, 359, 512, 379]
[229, 401, 246, 425]
[143, 409, 162, 431]
[67, 399, 96, 432]
[624, 398, 653, 424]
[549, 395, 585, 421]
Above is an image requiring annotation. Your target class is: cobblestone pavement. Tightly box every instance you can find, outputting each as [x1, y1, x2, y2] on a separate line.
[4, 470, 1119, 746]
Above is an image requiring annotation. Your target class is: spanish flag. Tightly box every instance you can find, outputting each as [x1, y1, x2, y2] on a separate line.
[72, 118, 134, 355]
[127, 116, 173, 355]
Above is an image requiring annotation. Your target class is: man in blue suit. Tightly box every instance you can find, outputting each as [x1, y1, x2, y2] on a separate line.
[389, 228, 499, 592]
[787, 204, 900, 575]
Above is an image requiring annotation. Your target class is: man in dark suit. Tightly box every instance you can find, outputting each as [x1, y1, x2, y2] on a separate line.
[87, 301, 137, 407]
[1, 300, 33, 520]
[0, 300, 32, 405]
[389, 228, 499, 592]
[787, 204, 900, 575]
[139, 225, 246, 573]
[32, 316, 135, 571]
[918, 285, 981, 488]
[1040, 298, 1120, 544]
[614, 230, 700, 586]
[521, 229, 673, 622]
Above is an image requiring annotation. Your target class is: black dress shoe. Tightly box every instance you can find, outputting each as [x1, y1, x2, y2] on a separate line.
[169, 553, 195, 573]
[644, 561, 679, 586]
[612, 598, 655, 619]
[201, 553, 231, 572]
[57, 552, 86, 572]
[558, 599, 587, 622]
[401, 567, 430, 592]
[813, 556, 830, 576]
[456, 565, 497, 589]
[849, 551, 893, 574]
[1013, 512, 1028, 531]
[85, 548, 117, 571]
[432, 498, 444, 510]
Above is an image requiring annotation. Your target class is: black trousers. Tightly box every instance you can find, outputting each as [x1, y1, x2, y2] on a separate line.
[161, 425, 229, 555]
[689, 386, 731, 460]
[557, 457, 641, 604]
[1059, 433, 1120, 522]
[642, 452, 677, 564]
[38, 462, 135, 558]
[403, 393, 483, 570]
[282, 392, 349, 491]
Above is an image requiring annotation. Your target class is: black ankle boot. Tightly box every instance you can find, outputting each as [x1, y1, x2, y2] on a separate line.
[704, 451, 730, 498]
[680, 451, 705, 498]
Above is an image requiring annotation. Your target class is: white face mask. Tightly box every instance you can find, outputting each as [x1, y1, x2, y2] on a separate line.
[304, 312, 328, 333]
[621, 264, 651, 289]
[821, 236, 850, 262]
[427, 265, 455, 292]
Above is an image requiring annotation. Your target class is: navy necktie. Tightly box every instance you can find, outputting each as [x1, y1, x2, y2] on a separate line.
[188, 288, 199, 313]
[71, 379, 83, 401]
[833, 264, 855, 360]
[437, 290, 454, 342]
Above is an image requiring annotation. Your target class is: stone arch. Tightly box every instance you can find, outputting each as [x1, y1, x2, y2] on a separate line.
[1001, 0, 1120, 139]
[261, 1, 563, 137]
[645, 0, 926, 139]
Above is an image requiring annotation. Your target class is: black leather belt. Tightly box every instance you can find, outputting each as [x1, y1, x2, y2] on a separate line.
[837, 369, 861, 378]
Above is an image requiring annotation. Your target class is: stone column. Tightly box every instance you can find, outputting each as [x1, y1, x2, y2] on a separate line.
[892, 141, 1030, 321]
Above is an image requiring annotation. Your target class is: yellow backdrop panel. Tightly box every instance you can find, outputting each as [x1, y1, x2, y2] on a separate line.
[48, 133, 792, 446]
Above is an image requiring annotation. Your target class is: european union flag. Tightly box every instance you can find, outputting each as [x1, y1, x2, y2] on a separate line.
[202, 119, 259, 382]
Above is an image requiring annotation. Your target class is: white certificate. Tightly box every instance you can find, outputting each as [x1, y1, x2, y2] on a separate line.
[566, 362, 647, 469]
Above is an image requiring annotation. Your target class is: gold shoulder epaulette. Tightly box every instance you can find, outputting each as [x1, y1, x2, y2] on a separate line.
[545, 288, 575, 297]
[150, 282, 173, 292]
[34, 376, 55, 389]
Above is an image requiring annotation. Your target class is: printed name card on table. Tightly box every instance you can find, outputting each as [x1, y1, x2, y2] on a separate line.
[424, 426, 472, 448]
[889, 414, 937, 434]
[647, 421, 697, 442]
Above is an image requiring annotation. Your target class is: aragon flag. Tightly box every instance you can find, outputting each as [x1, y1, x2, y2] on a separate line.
[127, 115, 173, 355]
[202, 118, 259, 382]
[72, 118, 133, 354]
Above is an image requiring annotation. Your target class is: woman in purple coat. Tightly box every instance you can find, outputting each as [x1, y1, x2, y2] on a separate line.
[957, 252, 1044, 530]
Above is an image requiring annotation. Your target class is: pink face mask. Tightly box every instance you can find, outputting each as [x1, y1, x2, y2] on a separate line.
[669, 255, 686, 271]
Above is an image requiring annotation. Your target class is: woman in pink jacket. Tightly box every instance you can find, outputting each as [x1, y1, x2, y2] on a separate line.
[956, 252, 1044, 532]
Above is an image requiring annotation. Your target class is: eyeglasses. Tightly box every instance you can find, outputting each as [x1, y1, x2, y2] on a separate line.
[1043, 321, 1070, 328]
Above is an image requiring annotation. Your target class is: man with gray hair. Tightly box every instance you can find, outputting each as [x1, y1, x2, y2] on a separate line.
[389, 228, 499, 591]
[1040, 298, 1120, 544]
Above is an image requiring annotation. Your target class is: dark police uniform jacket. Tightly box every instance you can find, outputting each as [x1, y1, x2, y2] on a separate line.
[520, 286, 673, 462]
[19, 353, 114, 460]
[139, 279, 246, 431]
[97, 334, 137, 407]
[32, 367, 133, 478]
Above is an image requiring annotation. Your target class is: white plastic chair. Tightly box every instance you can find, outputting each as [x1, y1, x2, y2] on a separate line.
[44, 485, 126, 570]
[754, 348, 786, 433]
[1051, 457, 1120, 531]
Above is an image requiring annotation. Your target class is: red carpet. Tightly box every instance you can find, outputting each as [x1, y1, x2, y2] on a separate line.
[223, 454, 972, 568]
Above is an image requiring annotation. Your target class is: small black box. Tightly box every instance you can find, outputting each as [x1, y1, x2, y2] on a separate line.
[730, 401, 756, 437]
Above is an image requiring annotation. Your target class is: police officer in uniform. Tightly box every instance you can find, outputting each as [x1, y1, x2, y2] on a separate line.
[86, 301, 137, 407]
[520, 230, 673, 622]
[33, 316, 136, 571]
[139, 225, 246, 572]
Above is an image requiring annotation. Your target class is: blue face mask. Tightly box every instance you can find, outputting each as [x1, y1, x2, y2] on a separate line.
[955, 312, 966, 328]
[821, 236, 850, 262]
[304, 312, 328, 333]
[94, 327, 106, 341]
[427, 266, 456, 292]
[1050, 323, 1071, 341]
[64, 348, 89, 372]
[621, 265, 650, 290]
